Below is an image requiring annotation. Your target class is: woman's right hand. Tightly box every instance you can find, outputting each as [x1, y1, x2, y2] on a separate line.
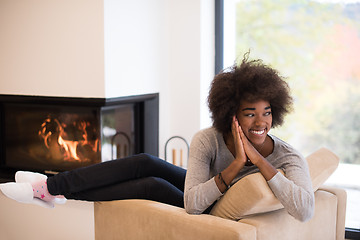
[215, 116, 247, 193]
[231, 116, 247, 166]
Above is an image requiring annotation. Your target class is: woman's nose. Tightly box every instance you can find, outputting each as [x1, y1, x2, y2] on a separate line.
[254, 116, 264, 126]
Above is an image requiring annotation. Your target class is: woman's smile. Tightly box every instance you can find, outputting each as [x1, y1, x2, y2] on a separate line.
[236, 99, 272, 148]
[249, 128, 266, 136]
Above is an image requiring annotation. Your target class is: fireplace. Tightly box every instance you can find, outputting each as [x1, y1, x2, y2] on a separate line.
[0, 94, 159, 181]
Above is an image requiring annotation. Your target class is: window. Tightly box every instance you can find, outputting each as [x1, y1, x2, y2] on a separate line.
[216, 0, 360, 238]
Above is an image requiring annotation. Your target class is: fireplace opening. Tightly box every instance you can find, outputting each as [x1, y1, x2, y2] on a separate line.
[5, 103, 101, 171]
[0, 94, 159, 181]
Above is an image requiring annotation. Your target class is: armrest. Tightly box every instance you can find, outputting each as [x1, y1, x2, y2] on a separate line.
[318, 185, 347, 240]
[94, 199, 256, 240]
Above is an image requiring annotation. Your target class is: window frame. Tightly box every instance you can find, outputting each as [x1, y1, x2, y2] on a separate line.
[215, 0, 224, 75]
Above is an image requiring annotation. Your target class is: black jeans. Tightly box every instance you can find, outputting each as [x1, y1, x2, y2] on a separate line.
[47, 153, 186, 208]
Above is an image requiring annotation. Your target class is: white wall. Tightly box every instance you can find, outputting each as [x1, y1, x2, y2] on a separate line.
[104, 0, 214, 158]
[0, 0, 214, 159]
[0, 0, 105, 98]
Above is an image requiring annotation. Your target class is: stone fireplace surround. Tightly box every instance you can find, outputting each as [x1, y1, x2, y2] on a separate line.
[0, 93, 159, 182]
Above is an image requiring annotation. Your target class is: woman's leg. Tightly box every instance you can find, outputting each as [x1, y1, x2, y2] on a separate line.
[47, 153, 186, 199]
[63, 176, 184, 207]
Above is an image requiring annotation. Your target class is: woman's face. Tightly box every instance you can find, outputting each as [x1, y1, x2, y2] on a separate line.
[236, 99, 272, 147]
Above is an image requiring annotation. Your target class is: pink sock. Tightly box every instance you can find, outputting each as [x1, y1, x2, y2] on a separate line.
[31, 180, 55, 202]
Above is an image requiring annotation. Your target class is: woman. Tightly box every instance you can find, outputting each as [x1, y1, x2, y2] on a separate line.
[184, 54, 314, 221]
[0, 54, 314, 222]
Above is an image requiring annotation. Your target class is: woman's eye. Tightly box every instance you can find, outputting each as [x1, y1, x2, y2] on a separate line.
[245, 113, 254, 117]
[264, 112, 272, 116]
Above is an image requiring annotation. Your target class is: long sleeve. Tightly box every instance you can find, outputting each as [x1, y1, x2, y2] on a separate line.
[268, 172, 314, 221]
[184, 130, 224, 214]
[266, 141, 315, 222]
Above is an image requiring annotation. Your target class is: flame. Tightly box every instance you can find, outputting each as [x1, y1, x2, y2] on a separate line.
[38, 116, 99, 163]
[58, 136, 80, 161]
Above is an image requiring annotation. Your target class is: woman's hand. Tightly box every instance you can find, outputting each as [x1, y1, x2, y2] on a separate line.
[215, 116, 247, 193]
[231, 116, 247, 165]
[234, 117, 262, 166]
[236, 118, 278, 180]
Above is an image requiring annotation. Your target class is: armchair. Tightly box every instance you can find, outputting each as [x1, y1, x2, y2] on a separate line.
[94, 148, 346, 240]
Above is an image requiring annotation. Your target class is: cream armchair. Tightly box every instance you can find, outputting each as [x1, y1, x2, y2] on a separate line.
[95, 148, 346, 240]
[94, 185, 346, 240]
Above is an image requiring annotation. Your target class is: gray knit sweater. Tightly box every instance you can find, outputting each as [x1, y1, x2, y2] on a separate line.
[184, 127, 315, 221]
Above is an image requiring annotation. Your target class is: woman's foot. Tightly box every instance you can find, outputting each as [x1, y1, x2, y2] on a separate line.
[31, 180, 56, 202]
[15, 171, 67, 204]
[0, 171, 68, 208]
[0, 182, 54, 208]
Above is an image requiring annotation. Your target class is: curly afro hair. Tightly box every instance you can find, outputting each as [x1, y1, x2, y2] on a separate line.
[208, 54, 293, 135]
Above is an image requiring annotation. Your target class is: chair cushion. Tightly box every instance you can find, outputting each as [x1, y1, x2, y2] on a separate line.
[210, 148, 339, 220]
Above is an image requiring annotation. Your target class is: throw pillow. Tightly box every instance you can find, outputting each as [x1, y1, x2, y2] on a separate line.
[210, 147, 339, 220]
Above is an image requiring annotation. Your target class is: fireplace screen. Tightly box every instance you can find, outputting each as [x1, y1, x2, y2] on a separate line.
[4, 103, 101, 172]
[101, 104, 135, 161]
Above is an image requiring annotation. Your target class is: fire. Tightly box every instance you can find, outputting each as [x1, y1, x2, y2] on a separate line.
[38, 116, 99, 163]
[58, 136, 80, 161]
